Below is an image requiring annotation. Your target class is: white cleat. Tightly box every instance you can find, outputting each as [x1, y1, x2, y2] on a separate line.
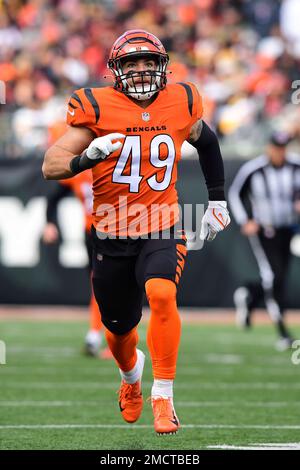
[234, 287, 251, 328]
[275, 337, 294, 352]
[83, 331, 102, 357]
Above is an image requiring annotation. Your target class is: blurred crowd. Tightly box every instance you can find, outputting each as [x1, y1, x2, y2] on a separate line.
[0, 0, 300, 158]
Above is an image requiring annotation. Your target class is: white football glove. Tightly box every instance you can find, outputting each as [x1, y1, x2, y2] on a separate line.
[200, 201, 231, 242]
[86, 133, 125, 160]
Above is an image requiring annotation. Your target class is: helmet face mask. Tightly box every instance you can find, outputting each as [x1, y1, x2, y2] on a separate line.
[108, 30, 169, 101]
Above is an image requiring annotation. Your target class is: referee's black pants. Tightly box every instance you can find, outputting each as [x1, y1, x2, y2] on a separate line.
[245, 227, 294, 336]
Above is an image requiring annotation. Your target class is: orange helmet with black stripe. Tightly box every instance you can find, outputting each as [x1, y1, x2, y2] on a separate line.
[107, 29, 169, 100]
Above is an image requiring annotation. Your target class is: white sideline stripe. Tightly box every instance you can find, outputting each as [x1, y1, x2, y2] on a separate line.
[0, 401, 103, 407]
[7, 345, 290, 363]
[0, 424, 300, 430]
[204, 354, 243, 364]
[213, 335, 288, 349]
[3, 381, 300, 389]
[0, 401, 297, 408]
[8, 347, 77, 353]
[207, 443, 300, 450]
[177, 401, 297, 408]
[5, 347, 295, 366]
[3, 364, 296, 375]
[2, 363, 297, 377]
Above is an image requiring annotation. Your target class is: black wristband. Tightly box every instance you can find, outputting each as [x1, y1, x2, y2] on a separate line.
[69, 151, 96, 175]
[208, 186, 226, 201]
[69, 155, 81, 175]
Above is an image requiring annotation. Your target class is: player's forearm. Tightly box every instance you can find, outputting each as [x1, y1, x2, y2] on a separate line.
[42, 146, 75, 180]
[189, 121, 225, 200]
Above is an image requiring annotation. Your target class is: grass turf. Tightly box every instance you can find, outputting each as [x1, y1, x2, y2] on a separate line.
[0, 319, 300, 450]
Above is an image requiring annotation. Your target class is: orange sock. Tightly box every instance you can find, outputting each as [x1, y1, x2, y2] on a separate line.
[105, 327, 138, 372]
[145, 278, 181, 380]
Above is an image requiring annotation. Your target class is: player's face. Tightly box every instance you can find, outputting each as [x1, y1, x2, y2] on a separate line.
[122, 57, 157, 88]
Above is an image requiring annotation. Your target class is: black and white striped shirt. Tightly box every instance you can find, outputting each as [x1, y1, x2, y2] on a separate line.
[229, 154, 300, 228]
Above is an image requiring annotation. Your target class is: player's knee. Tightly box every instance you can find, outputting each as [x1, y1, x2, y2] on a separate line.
[145, 278, 177, 313]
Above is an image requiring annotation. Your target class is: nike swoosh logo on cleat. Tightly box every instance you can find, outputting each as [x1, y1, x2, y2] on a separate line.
[119, 401, 125, 412]
[171, 413, 179, 426]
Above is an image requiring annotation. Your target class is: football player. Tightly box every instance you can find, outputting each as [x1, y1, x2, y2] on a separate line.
[42, 30, 230, 435]
[42, 171, 112, 359]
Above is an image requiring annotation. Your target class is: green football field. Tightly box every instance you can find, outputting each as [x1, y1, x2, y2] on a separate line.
[1, 318, 300, 450]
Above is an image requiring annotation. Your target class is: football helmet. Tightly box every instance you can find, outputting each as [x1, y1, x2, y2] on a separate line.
[108, 30, 169, 100]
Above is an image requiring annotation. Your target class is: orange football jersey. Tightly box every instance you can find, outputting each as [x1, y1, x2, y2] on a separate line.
[60, 171, 93, 232]
[66, 83, 203, 236]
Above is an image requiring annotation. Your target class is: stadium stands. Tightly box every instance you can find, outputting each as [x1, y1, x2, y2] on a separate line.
[0, 0, 300, 159]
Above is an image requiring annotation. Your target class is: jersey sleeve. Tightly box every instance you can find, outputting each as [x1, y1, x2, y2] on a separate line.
[187, 82, 203, 125]
[66, 88, 100, 136]
[176, 82, 203, 137]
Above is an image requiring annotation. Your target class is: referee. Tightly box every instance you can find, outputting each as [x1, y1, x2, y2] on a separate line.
[229, 132, 300, 350]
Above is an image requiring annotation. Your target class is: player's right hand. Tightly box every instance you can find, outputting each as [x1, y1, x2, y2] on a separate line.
[86, 133, 125, 160]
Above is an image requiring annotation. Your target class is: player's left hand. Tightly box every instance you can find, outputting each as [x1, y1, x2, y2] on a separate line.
[200, 201, 231, 241]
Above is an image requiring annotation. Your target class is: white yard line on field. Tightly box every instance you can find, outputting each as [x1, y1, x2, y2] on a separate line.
[2, 381, 300, 389]
[207, 443, 300, 450]
[0, 424, 300, 430]
[1, 364, 296, 377]
[0, 400, 297, 408]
